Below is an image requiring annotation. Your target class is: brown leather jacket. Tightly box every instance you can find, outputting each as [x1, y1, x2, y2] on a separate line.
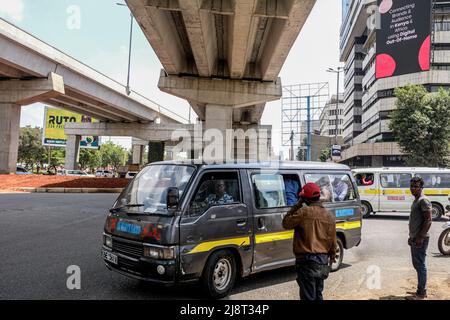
[282, 201, 337, 262]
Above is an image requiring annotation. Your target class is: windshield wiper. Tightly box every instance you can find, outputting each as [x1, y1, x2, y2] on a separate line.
[109, 204, 144, 213]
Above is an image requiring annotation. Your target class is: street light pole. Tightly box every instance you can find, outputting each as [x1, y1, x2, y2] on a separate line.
[117, 3, 133, 96]
[335, 69, 340, 145]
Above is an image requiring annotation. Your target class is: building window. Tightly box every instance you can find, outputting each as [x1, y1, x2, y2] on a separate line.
[435, 19, 450, 31]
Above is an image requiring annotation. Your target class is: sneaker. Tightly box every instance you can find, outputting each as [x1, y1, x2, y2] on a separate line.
[405, 293, 427, 300]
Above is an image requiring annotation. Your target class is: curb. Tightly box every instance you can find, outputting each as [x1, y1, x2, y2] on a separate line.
[13, 187, 124, 193]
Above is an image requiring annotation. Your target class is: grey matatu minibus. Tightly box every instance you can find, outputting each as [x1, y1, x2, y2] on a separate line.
[102, 161, 362, 298]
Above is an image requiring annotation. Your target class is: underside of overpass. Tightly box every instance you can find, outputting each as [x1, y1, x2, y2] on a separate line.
[124, 0, 316, 161]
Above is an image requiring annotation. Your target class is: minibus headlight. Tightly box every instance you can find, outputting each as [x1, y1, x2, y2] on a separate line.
[143, 245, 175, 260]
[103, 234, 112, 248]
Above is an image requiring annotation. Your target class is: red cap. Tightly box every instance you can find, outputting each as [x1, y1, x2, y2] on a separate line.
[299, 182, 321, 199]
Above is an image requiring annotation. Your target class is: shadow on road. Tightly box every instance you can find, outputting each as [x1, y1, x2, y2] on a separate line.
[431, 253, 450, 258]
[109, 263, 353, 299]
[364, 214, 449, 222]
[376, 295, 406, 300]
[364, 215, 409, 221]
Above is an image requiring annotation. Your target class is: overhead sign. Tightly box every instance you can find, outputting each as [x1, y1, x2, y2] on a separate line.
[376, 0, 431, 79]
[43, 107, 99, 149]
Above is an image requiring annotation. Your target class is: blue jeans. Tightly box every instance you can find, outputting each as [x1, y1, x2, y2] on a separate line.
[410, 237, 429, 296]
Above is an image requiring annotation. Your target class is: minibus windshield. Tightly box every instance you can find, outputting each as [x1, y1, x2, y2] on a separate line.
[112, 165, 196, 215]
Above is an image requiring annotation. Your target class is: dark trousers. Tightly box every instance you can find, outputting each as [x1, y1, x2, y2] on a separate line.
[410, 237, 429, 296]
[295, 260, 330, 300]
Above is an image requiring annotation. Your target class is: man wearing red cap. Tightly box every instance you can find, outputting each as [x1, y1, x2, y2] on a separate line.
[282, 182, 337, 300]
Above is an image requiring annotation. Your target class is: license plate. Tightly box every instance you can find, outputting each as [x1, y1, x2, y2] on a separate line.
[116, 221, 142, 235]
[102, 250, 118, 264]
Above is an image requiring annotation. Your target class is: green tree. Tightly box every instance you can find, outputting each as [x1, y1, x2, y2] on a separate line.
[79, 149, 101, 172]
[18, 126, 47, 172]
[389, 85, 450, 167]
[319, 148, 331, 162]
[99, 141, 127, 171]
[48, 147, 65, 173]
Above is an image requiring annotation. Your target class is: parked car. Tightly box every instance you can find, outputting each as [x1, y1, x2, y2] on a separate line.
[65, 170, 95, 177]
[125, 171, 138, 179]
[16, 167, 31, 175]
[96, 170, 115, 178]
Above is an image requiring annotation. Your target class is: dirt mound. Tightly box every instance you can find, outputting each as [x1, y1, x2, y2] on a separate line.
[0, 174, 130, 191]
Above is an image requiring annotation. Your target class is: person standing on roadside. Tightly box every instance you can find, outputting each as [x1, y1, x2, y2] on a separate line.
[406, 176, 432, 300]
[282, 182, 336, 300]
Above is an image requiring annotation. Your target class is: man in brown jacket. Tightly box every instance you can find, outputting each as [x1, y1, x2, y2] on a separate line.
[282, 182, 336, 300]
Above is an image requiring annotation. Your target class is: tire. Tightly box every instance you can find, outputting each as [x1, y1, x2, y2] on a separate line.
[201, 250, 237, 299]
[331, 237, 344, 272]
[438, 228, 450, 255]
[361, 201, 372, 218]
[431, 203, 443, 221]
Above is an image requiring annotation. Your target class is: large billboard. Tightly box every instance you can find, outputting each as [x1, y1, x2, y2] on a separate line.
[376, 0, 432, 79]
[43, 107, 99, 149]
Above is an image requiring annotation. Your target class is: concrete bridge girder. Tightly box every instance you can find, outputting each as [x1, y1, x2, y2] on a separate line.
[158, 71, 282, 109]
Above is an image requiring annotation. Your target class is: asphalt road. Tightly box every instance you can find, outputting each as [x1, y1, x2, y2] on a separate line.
[1, 193, 449, 300]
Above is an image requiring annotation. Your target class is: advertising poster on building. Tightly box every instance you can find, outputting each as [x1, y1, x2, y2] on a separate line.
[376, 0, 432, 79]
[43, 107, 99, 149]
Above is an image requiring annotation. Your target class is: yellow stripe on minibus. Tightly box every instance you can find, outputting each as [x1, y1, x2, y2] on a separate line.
[187, 236, 251, 254]
[362, 189, 381, 195]
[187, 221, 362, 253]
[383, 189, 404, 195]
[336, 221, 361, 230]
[255, 230, 294, 244]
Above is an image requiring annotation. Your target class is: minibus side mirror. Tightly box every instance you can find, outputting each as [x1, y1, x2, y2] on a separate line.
[167, 187, 180, 209]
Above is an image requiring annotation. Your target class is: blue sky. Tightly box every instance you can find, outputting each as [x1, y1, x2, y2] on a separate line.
[0, 0, 343, 155]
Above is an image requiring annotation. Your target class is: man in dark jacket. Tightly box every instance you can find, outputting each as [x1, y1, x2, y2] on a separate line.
[282, 182, 336, 300]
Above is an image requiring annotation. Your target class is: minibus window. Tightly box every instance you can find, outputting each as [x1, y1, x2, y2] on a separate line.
[112, 165, 195, 215]
[414, 173, 450, 188]
[188, 172, 240, 216]
[380, 173, 412, 188]
[438, 173, 450, 188]
[252, 174, 288, 209]
[304, 173, 356, 202]
[354, 173, 374, 186]
[283, 174, 301, 206]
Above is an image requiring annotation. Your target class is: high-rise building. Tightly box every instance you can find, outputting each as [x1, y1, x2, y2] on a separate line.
[339, 0, 450, 167]
[319, 94, 345, 139]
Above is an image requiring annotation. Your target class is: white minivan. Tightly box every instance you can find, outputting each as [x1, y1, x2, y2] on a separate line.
[353, 167, 450, 220]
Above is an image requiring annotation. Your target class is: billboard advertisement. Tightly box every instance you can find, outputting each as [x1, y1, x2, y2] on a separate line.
[376, 0, 432, 79]
[43, 107, 99, 149]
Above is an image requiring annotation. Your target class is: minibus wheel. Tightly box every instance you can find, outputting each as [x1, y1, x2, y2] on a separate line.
[201, 250, 237, 299]
[431, 203, 443, 221]
[331, 238, 344, 272]
[361, 201, 372, 218]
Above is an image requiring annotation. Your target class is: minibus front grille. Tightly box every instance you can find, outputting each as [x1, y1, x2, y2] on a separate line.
[112, 239, 143, 257]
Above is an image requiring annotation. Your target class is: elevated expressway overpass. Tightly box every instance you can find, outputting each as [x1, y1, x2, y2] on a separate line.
[0, 18, 187, 173]
[125, 0, 316, 159]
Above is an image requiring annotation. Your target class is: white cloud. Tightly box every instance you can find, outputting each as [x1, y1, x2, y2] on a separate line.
[0, 0, 25, 22]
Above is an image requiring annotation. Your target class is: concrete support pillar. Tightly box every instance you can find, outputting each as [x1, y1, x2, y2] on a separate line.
[148, 141, 165, 163]
[132, 144, 144, 164]
[232, 124, 271, 162]
[204, 105, 233, 162]
[65, 135, 80, 170]
[164, 145, 174, 160]
[0, 104, 21, 174]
